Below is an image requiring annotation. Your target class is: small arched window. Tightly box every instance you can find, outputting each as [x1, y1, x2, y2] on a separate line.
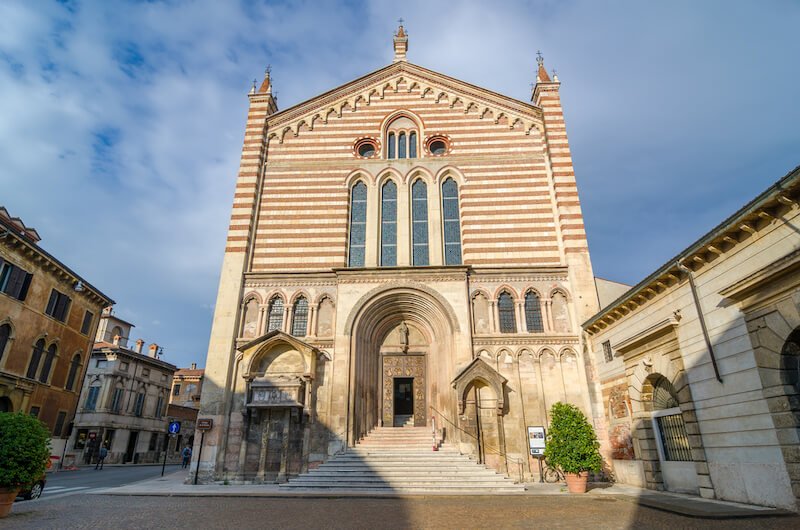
[388, 132, 396, 159]
[348, 182, 367, 267]
[441, 178, 462, 265]
[38, 344, 57, 383]
[241, 298, 259, 338]
[411, 180, 429, 266]
[65, 353, 81, 391]
[267, 297, 284, 332]
[0, 323, 11, 363]
[409, 132, 417, 158]
[26, 338, 45, 379]
[498, 292, 517, 333]
[398, 132, 407, 159]
[291, 297, 309, 337]
[524, 292, 544, 333]
[381, 181, 397, 266]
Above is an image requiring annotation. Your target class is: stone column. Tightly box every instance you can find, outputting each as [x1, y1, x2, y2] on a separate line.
[515, 301, 526, 333]
[308, 304, 318, 337]
[256, 307, 267, 336]
[490, 301, 498, 333]
[277, 409, 291, 482]
[282, 304, 292, 333]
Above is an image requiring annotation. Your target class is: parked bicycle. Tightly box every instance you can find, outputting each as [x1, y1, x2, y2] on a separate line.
[542, 459, 564, 483]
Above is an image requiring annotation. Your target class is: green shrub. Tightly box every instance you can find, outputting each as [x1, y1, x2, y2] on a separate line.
[543, 402, 603, 475]
[0, 412, 51, 489]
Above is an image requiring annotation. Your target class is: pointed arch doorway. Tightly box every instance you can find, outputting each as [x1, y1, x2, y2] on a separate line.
[345, 285, 460, 443]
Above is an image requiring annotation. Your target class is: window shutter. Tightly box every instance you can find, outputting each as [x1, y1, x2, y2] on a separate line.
[46, 290, 58, 315]
[5, 266, 26, 299]
[18, 272, 32, 301]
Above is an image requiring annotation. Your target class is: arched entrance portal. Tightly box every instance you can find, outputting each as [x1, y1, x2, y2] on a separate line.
[346, 285, 459, 443]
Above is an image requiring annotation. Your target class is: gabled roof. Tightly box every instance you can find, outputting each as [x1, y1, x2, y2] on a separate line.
[266, 61, 543, 141]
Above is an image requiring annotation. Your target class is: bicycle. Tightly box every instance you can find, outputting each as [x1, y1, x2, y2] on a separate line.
[542, 459, 564, 483]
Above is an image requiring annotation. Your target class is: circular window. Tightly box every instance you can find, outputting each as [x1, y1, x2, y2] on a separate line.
[358, 143, 376, 157]
[425, 135, 450, 156]
[354, 138, 379, 159]
[430, 140, 447, 155]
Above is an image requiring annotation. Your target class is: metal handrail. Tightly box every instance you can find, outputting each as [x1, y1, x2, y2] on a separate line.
[429, 405, 525, 483]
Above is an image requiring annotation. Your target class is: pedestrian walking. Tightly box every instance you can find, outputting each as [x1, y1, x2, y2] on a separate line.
[95, 445, 108, 470]
[181, 445, 192, 468]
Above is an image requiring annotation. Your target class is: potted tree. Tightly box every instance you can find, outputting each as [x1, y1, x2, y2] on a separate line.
[0, 412, 51, 517]
[543, 402, 603, 493]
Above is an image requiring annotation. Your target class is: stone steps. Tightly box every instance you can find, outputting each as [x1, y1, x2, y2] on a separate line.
[281, 425, 525, 493]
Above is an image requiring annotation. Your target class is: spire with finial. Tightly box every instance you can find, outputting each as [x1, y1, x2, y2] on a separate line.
[393, 19, 408, 62]
[535, 50, 551, 83]
[258, 65, 272, 94]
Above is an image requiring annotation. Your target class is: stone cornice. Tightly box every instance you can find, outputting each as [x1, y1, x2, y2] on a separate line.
[583, 165, 800, 336]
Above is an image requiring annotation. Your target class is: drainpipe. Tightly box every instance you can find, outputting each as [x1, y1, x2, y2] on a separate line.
[676, 261, 723, 383]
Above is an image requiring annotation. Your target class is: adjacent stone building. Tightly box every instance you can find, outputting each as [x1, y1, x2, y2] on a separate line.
[171, 363, 204, 409]
[196, 27, 601, 483]
[0, 206, 113, 462]
[67, 315, 176, 465]
[584, 165, 800, 510]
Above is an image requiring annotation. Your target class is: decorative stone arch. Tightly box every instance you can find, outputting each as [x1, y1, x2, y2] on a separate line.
[344, 282, 461, 336]
[404, 166, 435, 186]
[375, 168, 403, 189]
[538, 347, 557, 360]
[0, 318, 17, 366]
[264, 291, 286, 305]
[288, 290, 312, 306]
[434, 165, 467, 185]
[314, 293, 336, 307]
[452, 358, 507, 415]
[470, 287, 492, 301]
[344, 169, 375, 188]
[517, 347, 536, 361]
[558, 346, 578, 361]
[242, 291, 263, 305]
[549, 286, 572, 302]
[493, 285, 518, 301]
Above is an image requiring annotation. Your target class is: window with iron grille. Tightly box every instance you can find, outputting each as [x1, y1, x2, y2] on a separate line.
[380, 181, 397, 266]
[602, 340, 614, 363]
[267, 297, 284, 332]
[524, 292, 544, 332]
[498, 292, 517, 333]
[655, 413, 693, 461]
[291, 297, 308, 336]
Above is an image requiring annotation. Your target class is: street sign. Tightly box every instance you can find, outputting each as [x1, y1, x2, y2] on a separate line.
[528, 426, 546, 456]
[197, 418, 213, 432]
[168, 420, 181, 435]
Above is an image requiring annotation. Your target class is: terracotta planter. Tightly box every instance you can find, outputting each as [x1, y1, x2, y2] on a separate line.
[564, 471, 589, 493]
[0, 488, 20, 518]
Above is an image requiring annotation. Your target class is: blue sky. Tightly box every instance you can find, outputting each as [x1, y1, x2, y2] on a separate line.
[1, 1, 799, 369]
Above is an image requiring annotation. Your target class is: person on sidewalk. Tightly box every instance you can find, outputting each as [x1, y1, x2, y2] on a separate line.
[181, 445, 192, 469]
[95, 445, 108, 470]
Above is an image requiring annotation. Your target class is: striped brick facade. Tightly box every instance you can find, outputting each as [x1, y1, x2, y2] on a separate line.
[196, 32, 602, 485]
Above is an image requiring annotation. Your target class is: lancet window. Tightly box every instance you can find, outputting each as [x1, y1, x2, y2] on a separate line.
[411, 180, 429, 266]
[442, 178, 462, 265]
[381, 181, 398, 266]
[348, 181, 367, 267]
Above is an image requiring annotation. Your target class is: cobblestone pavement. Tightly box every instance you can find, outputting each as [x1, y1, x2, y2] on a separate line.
[5, 494, 797, 529]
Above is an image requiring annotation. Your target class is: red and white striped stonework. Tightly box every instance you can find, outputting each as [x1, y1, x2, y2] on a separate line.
[220, 60, 592, 272]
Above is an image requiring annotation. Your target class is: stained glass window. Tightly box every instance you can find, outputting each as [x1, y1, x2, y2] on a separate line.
[381, 181, 397, 266]
[348, 182, 367, 267]
[267, 297, 284, 332]
[292, 297, 309, 337]
[412, 180, 429, 266]
[498, 292, 516, 333]
[442, 178, 462, 265]
[524, 292, 544, 332]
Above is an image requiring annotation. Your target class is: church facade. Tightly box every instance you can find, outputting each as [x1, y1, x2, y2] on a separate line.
[195, 26, 601, 483]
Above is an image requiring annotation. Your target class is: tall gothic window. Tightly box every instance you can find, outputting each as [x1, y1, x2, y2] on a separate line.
[291, 297, 309, 337]
[409, 132, 417, 158]
[65, 353, 81, 391]
[398, 132, 407, 159]
[388, 132, 396, 159]
[381, 181, 397, 266]
[498, 292, 517, 333]
[267, 297, 284, 332]
[26, 338, 45, 379]
[0, 323, 10, 363]
[442, 178, 462, 265]
[38, 344, 57, 383]
[348, 182, 367, 267]
[524, 291, 544, 332]
[411, 180, 429, 266]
